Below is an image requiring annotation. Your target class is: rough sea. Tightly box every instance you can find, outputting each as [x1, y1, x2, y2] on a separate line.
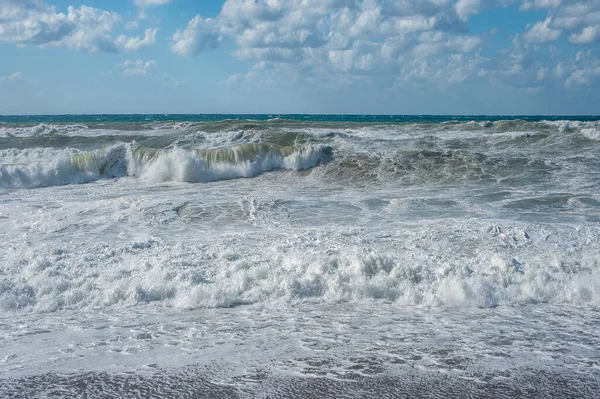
[1, 114, 600, 398]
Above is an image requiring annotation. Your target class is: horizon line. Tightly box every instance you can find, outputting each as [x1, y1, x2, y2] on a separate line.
[1, 113, 599, 117]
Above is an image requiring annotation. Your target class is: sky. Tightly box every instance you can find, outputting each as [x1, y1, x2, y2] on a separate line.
[0, 0, 599, 115]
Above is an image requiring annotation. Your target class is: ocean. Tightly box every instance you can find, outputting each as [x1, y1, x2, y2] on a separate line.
[1, 114, 599, 397]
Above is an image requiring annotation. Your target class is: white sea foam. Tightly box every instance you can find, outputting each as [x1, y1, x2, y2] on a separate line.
[1, 117, 600, 390]
[150, 121, 197, 131]
[581, 127, 600, 141]
[1, 208, 598, 313]
[190, 130, 246, 148]
[542, 119, 600, 133]
[0, 123, 89, 137]
[0, 145, 125, 189]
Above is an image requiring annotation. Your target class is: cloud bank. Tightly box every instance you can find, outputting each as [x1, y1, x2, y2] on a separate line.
[0, 0, 159, 52]
[1, 0, 599, 103]
[169, 0, 600, 91]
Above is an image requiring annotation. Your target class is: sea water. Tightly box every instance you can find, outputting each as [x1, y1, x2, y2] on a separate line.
[1, 115, 599, 397]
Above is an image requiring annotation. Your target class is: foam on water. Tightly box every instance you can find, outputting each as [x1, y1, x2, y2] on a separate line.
[581, 127, 600, 141]
[0, 123, 89, 137]
[1, 185, 599, 313]
[1, 116, 600, 394]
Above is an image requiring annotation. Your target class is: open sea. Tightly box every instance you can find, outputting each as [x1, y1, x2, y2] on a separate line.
[1, 114, 600, 397]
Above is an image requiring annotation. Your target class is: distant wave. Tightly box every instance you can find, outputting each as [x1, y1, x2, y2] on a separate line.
[0, 123, 89, 137]
[2, 118, 600, 136]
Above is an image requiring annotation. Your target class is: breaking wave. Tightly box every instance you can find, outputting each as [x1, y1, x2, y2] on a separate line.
[0, 143, 332, 189]
[0, 123, 89, 137]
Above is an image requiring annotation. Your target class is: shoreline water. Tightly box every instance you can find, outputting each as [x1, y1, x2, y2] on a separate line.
[2, 303, 599, 398]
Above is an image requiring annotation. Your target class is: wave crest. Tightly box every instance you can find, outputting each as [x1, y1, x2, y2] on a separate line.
[0, 123, 89, 137]
[0, 143, 332, 189]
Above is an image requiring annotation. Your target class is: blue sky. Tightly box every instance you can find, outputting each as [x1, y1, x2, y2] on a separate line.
[0, 0, 599, 115]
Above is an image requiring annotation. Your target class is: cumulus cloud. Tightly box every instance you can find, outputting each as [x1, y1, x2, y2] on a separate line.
[522, 0, 600, 45]
[411, 34, 482, 57]
[0, 1, 122, 52]
[171, 15, 220, 56]
[116, 28, 157, 52]
[520, 0, 562, 11]
[524, 17, 563, 42]
[117, 59, 158, 76]
[569, 26, 599, 44]
[481, 34, 600, 90]
[455, 0, 482, 20]
[3, 0, 596, 94]
[173, 0, 474, 61]
[170, 0, 485, 91]
[398, 53, 487, 86]
[0, 72, 22, 83]
[0, 0, 161, 52]
[565, 49, 600, 86]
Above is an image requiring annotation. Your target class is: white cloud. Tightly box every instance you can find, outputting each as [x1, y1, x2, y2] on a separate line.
[4, 0, 595, 96]
[116, 28, 157, 52]
[483, 33, 600, 89]
[565, 69, 586, 85]
[523, 17, 562, 42]
[328, 45, 378, 73]
[555, 61, 566, 78]
[520, 0, 562, 11]
[0, 0, 161, 52]
[455, 0, 482, 20]
[569, 25, 600, 44]
[0, 0, 121, 52]
[0, 72, 22, 83]
[171, 15, 220, 56]
[176, 0, 472, 60]
[564, 49, 600, 85]
[522, 0, 600, 45]
[397, 53, 487, 86]
[214, 0, 468, 52]
[171, 0, 485, 91]
[117, 59, 157, 75]
[412, 34, 482, 57]
[59, 5, 122, 52]
[537, 66, 549, 80]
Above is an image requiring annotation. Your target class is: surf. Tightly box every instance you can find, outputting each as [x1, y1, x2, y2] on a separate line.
[0, 143, 333, 189]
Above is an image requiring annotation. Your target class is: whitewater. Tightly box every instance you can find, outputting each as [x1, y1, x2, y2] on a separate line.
[1, 115, 599, 397]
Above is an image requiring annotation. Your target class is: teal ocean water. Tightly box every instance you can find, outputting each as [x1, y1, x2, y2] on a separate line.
[1, 115, 599, 397]
[2, 113, 599, 124]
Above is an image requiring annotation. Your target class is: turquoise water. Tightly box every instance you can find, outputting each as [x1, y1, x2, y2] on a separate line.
[2, 113, 599, 124]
